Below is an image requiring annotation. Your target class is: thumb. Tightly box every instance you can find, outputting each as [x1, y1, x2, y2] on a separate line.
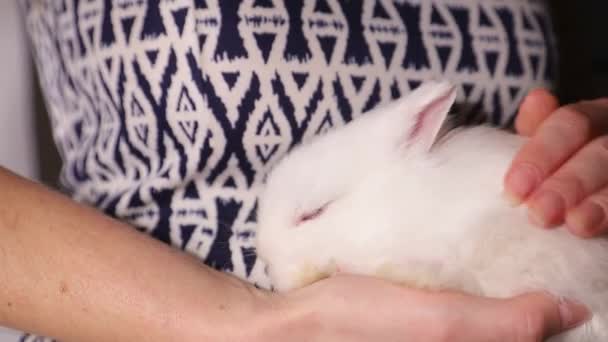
[493, 292, 590, 341]
[515, 88, 560, 137]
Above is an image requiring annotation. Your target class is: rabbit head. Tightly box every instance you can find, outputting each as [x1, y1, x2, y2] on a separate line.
[255, 81, 458, 292]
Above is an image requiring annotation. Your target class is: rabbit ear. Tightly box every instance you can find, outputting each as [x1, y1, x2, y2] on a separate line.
[402, 82, 457, 152]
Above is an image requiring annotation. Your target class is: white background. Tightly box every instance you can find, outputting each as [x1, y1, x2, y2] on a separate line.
[0, 0, 38, 181]
[0, 0, 39, 340]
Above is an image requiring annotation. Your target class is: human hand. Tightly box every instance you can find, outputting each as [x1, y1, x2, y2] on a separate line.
[257, 274, 588, 342]
[504, 89, 608, 237]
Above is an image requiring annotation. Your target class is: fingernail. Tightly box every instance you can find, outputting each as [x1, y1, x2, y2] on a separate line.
[505, 164, 538, 204]
[528, 191, 565, 228]
[502, 190, 523, 207]
[567, 202, 606, 235]
[558, 297, 591, 329]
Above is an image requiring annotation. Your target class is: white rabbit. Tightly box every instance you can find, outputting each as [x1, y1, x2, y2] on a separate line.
[255, 81, 608, 341]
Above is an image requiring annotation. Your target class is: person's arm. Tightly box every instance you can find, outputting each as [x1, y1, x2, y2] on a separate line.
[0, 166, 267, 341]
[0, 166, 587, 341]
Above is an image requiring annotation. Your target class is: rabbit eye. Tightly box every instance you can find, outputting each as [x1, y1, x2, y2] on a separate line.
[296, 203, 329, 226]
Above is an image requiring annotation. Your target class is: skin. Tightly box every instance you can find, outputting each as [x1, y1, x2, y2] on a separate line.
[505, 90, 608, 238]
[0, 165, 589, 341]
[273, 275, 589, 342]
[0, 167, 268, 341]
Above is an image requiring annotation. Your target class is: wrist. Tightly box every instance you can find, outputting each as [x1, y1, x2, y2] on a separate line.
[244, 287, 321, 342]
[175, 270, 277, 341]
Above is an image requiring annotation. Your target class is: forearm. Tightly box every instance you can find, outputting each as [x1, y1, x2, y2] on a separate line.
[0, 167, 268, 341]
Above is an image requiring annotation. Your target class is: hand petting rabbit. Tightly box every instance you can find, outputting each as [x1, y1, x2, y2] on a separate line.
[508, 89, 608, 237]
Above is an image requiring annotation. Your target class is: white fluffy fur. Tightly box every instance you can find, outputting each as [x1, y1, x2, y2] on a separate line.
[255, 81, 608, 341]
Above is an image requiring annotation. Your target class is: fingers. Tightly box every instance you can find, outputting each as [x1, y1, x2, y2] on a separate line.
[515, 88, 560, 137]
[505, 101, 608, 208]
[417, 290, 589, 342]
[525, 136, 608, 228]
[567, 184, 608, 237]
[506, 105, 596, 202]
[313, 275, 590, 342]
[493, 292, 591, 341]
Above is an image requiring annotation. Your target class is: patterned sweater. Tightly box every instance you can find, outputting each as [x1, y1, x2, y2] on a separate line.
[22, 0, 556, 296]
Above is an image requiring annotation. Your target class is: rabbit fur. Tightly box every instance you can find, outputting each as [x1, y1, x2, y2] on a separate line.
[255, 81, 608, 341]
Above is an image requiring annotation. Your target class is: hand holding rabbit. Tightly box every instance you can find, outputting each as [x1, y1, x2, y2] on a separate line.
[258, 274, 586, 342]
[256, 81, 607, 341]
[507, 89, 608, 237]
